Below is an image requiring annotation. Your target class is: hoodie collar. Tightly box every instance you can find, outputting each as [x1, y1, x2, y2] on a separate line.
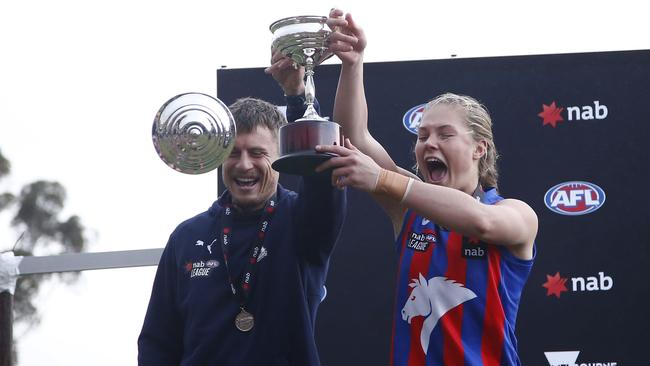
[208, 184, 288, 217]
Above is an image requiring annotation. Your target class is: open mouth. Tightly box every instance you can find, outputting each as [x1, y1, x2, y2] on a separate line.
[234, 177, 259, 188]
[425, 158, 447, 184]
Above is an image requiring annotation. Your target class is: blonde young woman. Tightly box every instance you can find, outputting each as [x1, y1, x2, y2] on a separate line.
[315, 9, 538, 366]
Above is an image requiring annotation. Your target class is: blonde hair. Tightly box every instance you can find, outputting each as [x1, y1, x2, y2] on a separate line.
[424, 93, 499, 188]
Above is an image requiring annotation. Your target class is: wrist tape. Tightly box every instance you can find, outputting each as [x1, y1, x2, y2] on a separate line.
[374, 169, 414, 202]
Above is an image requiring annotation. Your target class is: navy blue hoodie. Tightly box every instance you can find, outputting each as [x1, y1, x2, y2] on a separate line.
[138, 98, 346, 366]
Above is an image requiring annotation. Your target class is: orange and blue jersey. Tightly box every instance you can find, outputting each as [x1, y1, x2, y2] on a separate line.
[391, 188, 534, 366]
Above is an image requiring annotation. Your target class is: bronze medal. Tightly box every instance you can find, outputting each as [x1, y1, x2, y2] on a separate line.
[235, 309, 254, 332]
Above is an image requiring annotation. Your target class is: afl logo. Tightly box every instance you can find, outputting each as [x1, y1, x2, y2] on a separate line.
[402, 104, 427, 135]
[544, 181, 606, 216]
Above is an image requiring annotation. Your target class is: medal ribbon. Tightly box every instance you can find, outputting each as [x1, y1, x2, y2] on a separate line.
[220, 196, 276, 307]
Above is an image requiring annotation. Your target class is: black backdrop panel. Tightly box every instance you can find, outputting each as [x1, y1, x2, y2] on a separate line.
[217, 50, 650, 366]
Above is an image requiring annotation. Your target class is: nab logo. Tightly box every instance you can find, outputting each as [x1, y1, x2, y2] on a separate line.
[544, 181, 605, 216]
[543, 271, 614, 298]
[537, 100, 608, 128]
[407, 231, 436, 252]
[402, 104, 427, 134]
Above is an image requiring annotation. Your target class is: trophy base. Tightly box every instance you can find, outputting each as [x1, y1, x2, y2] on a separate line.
[272, 151, 337, 175]
[272, 119, 341, 175]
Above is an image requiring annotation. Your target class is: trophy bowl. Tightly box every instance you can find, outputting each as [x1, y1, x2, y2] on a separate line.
[269, 15, 341, 176]
[152, 93, 236, 174]
[270, 15, 333, 68]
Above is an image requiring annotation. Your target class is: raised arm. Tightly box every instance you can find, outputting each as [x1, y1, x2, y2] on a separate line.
[400, 177, 537, 259]
[327, 10, 418, 234]
[294, 174, 347, 263]
[264, 46, 345, 261]
[265, 48, 323, 123]
[327, 9, 401, 173]
[316, 140, 537, 259]
[265, 48, 305, 97]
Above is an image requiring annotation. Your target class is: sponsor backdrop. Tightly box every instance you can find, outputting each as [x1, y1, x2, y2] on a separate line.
[217, 49, 649, 365]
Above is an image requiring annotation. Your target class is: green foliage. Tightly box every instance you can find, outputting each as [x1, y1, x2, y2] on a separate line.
[1, 148, 87, 327]
[0, 149, 9, 179]
[0, 192, 14, 211]
[12, 250, 42, 325]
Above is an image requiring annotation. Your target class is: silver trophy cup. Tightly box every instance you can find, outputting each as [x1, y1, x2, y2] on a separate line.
[152, 93, 236, 174]
[270, 15, 342, 175]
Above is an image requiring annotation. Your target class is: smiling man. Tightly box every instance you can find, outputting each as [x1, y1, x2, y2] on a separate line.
[221, 99, 284, 213]
[138, 71, 347, 365]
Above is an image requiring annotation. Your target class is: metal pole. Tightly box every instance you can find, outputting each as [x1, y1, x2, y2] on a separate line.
[0, 248, 163, 365]
[18, 248, 163, 275]
[0, 291, 13, 366]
